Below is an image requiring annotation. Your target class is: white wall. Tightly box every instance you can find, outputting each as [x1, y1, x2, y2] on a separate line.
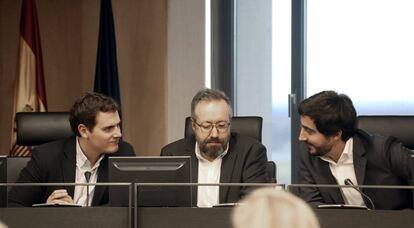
[166, 0, 206, 143]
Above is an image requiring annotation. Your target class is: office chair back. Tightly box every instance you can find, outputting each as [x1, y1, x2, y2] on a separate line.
[184, 116, 263, 142]
[16, 112, 73, 146]
[357, 115, 414, 150]
[266, 161, 277, 183]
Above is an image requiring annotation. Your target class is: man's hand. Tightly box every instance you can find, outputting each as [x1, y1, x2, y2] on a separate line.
[46, 189, 74, 204]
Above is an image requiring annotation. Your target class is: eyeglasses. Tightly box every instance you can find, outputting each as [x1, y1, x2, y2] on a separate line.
[193, 120, 231, 133]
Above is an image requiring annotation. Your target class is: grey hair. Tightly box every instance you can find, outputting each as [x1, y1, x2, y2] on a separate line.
[190, 88, 233, 120]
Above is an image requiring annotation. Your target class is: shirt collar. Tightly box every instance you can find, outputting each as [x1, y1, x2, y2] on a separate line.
[342, 137, 354, 160]
[76, 137, 104, 171]
[195, 142, 229, 162]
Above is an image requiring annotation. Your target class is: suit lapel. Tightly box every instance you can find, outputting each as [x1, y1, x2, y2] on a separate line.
[61, 137, 76, 197]
[183, 137, 198, 206]
[92, 156, 108, 206]
[353, 135, 367, 187]
[219, 134, 237, 203]
[315, 159, 345, 204]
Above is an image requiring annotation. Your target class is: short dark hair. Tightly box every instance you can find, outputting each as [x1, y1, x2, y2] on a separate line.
[191, 88, 233, 120]
[69, 92, 119, 136]
[298, 90, 357, 141]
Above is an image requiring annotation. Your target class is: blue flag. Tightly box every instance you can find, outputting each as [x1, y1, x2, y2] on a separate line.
[94, 0, 121, 116]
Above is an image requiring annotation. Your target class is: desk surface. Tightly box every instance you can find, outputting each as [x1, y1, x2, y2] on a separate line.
[0, 207, 413, 228]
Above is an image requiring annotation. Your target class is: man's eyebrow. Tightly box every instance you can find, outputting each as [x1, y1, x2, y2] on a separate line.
[102, 121, 121, 129]
[102, 125, 114, 130]
[302, 125, 316, 132]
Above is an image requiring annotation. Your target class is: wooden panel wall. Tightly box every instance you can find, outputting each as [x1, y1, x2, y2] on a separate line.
[0, 0, 167, 155]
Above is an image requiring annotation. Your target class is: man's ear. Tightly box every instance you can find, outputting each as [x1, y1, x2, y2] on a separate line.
[333, 130, 343, 141]
[78, 124, 90, 138]
[191, 119, 197, 132]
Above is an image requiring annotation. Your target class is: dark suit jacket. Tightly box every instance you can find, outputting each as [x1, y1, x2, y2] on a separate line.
[299, 130, 414, 209]
[160, 133, 268, 205]
[8, 136, 135, 207]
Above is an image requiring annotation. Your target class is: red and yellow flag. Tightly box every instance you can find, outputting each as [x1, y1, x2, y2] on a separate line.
[10, 0, 47, 156]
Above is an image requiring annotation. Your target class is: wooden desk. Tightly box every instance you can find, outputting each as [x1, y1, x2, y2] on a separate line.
[0, 207, 413, 228]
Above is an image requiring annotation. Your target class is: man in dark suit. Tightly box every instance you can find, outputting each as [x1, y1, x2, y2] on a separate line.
[298, 90, 413, 209]
[8, 92, 135, 207]
[161, 88, 268, 207]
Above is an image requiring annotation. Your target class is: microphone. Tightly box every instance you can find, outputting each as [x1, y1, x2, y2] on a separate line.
[344, 178, 375, 210]
[84, 171, 91, 207]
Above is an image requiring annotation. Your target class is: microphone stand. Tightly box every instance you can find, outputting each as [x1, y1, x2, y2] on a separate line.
[344, 178, 375, 210]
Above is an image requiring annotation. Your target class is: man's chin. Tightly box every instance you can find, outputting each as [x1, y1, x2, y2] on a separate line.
[202, 147, 224, 159]
[307, 147, 321, 156]
[309, 151, 320, 157]
[306, 145, 314, 152]
[104, 146, 119, 154]
[207, 143, 222, 149]
[309, 149, 327, 157]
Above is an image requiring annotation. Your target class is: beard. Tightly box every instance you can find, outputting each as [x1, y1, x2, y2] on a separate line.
[303, 141, 331, 157]
[197, 136, 229, 159]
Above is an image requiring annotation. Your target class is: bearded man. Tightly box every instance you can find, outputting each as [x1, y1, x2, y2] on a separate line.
[161, 88, 268, 207]
[298, 90, 414, 210]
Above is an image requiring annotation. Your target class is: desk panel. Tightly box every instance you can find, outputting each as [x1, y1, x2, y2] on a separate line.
[138, 208, 414, 228]
[0, 207, 413, 228]
[0, 207, 129, 228]
[137, 207, 232, 228]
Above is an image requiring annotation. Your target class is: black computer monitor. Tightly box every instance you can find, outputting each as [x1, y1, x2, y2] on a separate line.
[108, 156, 192, 207]
[0, 156, 6, 208]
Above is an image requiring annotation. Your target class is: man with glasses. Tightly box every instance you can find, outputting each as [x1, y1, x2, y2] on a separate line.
[161, 88, 268, 207]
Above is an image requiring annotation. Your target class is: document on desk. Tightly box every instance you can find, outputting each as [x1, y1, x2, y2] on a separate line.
[32, 202, 82, 207]
[317, 204, 368, 210]
[212, 203, 241, 207]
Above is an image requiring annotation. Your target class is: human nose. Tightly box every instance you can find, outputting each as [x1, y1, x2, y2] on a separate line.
[298, 128, 306, 141]
[114, 125, 122, 138]
[209, 125, 219, 137]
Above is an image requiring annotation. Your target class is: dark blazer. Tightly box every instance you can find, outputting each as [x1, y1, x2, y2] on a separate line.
[299, 130, 414, 209]
[160, 132, 268, 205]
[8, 136, 135, 207]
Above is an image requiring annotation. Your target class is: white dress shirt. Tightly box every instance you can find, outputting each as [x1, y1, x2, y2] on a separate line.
[320, 138, 366, 206]
[73, 137, 104, 206]
[195, 142, 229, 208]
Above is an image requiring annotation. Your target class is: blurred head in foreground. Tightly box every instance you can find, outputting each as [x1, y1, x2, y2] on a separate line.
[232, 188, 320, 228]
